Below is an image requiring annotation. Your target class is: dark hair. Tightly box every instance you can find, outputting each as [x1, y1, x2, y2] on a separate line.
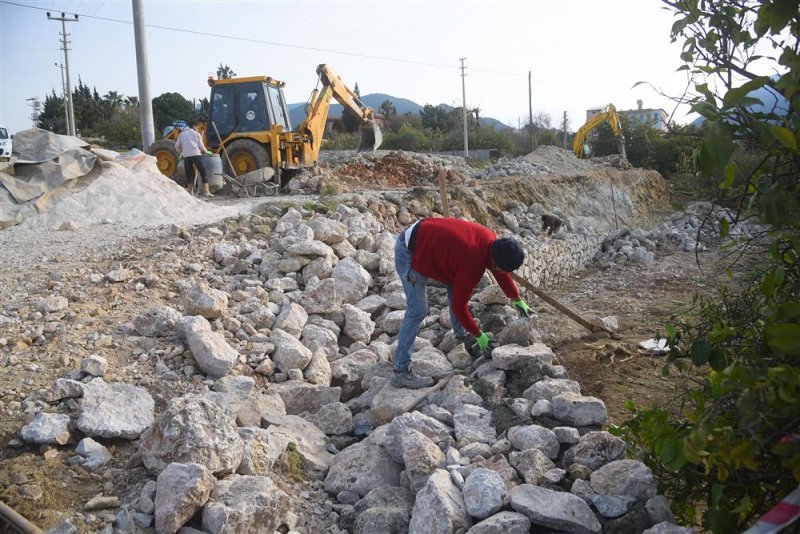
[491, 238, 525, 272]
[186, 120, 196, 128]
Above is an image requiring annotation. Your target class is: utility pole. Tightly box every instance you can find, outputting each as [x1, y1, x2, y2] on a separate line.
[132, 0, 156, 149]
[459, 58, 468, 158]
[47, 12, 78, 136]
[562, 111, 568, 150]
[55, 63, 69, 133]
[26, 97, 41, 127]
[528, 71, 533, 152]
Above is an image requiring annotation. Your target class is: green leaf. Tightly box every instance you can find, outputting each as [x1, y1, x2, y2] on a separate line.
[691, 339, 712, 365]
[776, 302, 800, 320]
[722, 77, 770, 107]
[720, 164, 735, 190]
[695, 83, 715, 103]
[769, 0, 799, 33]
[709, 348, 727, 371]
[765, 323, 800, 355]
[769, 125, 798, 152]
[703, 123, 735, 172]
[719, 218, 730, 238]
[671, 16, 691, 36]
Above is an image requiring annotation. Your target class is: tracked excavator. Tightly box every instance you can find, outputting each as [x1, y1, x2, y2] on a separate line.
[573, 103, 627, 161]
[146, 64, 382, 184]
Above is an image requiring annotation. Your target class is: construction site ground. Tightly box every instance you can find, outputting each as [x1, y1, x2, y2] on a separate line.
[0, 191, 750, 532]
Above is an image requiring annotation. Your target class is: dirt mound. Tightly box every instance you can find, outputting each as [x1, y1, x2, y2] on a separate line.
[521, 145, 595, 174]
[331, 151, 469, 190]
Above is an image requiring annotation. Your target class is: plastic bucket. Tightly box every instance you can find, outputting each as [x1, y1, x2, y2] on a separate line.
[203, 154, 224, 192]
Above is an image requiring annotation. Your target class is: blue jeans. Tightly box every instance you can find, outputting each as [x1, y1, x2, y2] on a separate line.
[393, 233, 466, 371]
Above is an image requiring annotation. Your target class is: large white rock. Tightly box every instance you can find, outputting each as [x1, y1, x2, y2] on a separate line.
[307, 402, 353, 435]
[552, 391, 608, 427]
[202, 475, 289, 534]
[463, 468, 506, 519]
[331, 256, 372, 304]
[77, 379, 154, 439]
[491, 343, 554, 371]
[343, 304, 376, 344]
[155, 462, 215, 534]
[134, 305, 183, 337]
[382, 411, 453, 463]
[204, 376, 283, 426]
[139, 394, 244, 476]
[187, 330, 238, 379]
[266, 381, 341, 415]
[301, 323, 339, 361]
[183, 283, 228, 319]
[509, 448, 556, 484]
[401, 429, 447, 492]
[453, 404, 496, 446]
[273, 302, 308, 338]
[409, 469, 472, 533]
[21, 412, 71, 445]
[309, 217, 348, 244]
[507, 424, 560, 459]
[237, 427, 290, 476]
[510, 484, 601, 534]
[466, 511, 531, 534]
[589, 459, 657, 500]
[412, 346, 454, 378]
[324, 441, 402, 497]
[303, 350, 332, 386]
[523, 377, 581, 402]
[263, 413, 333, 480]
[270, 328, 313, 373]
[382, 310, 406, 334]
[302, 277, 340, 314]
[562, 431, 626, 470]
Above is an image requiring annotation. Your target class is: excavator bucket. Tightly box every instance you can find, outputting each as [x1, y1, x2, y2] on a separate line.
[357, 122, 382, 153]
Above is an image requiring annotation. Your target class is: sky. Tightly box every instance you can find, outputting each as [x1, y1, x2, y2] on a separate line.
[0, 0, 697, 136]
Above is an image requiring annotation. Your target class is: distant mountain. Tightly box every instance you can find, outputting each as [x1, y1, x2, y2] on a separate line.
[288, 93, 510, 130]
[692, 77, 789, 127]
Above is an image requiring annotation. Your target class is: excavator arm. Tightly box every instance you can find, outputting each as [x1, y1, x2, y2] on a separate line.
[297, 64, 382, 162]
[573, 104, 626, 160]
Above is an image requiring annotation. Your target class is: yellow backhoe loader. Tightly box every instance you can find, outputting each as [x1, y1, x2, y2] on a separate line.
[573, 103, 627, 161]
[146, 64, 382, 184]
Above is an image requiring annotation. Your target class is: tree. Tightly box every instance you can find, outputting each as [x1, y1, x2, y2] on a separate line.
[36, 90, 67, 134]
[216, 64, 236, 79]
[613, 1, 800, 531]
[379, 99, 397, 122]
[152, 92, 193, 133]
[419, 104, 457, 132]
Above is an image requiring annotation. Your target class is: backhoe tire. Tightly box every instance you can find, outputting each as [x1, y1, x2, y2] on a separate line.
[224, 139, 271, 177]
[146, 139, 183, 181]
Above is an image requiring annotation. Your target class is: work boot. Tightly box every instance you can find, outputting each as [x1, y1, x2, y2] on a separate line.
[391, 369, 434, 389]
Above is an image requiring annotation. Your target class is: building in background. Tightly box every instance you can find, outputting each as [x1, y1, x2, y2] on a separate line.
[585, 101, 668, 132]
[619, 100, 668, 131]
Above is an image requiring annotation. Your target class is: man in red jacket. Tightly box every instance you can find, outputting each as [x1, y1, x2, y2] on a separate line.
[392, 218, 531, 389]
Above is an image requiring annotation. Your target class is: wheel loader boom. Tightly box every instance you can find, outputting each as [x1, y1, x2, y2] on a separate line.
[297, 64, 382, 163]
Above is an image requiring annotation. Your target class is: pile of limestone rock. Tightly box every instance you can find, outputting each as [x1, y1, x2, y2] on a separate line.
[594, 201, 769, 266]
[10, 202, 693, 534]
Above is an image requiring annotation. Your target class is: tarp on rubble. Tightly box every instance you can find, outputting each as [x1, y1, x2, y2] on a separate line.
[0, 128, 98, 229]
[12, 128, 90, 163]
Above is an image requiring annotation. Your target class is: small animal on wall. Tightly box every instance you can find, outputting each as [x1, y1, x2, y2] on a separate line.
[541, 213, 563, 236]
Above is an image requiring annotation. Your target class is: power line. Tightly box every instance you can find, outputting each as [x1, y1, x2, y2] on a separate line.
[0, 0, 523, 76]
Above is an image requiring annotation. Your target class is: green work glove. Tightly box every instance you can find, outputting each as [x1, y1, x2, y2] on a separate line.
[475, 332, 493, 351]
[513, 299, 532, 317]
[206, 150, 213, 156]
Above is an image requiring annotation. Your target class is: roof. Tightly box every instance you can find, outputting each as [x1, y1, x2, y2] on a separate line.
[207, 76, 285, 88]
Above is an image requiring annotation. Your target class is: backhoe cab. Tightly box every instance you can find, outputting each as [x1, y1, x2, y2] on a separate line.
[146, 64, 382, 186]
[573, 104, 627, 161]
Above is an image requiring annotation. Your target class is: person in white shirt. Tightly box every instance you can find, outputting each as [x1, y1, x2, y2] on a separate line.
[175, 120, 212, 197]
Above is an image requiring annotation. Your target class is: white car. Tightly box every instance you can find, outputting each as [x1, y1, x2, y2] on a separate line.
[0, 126, 11, 160]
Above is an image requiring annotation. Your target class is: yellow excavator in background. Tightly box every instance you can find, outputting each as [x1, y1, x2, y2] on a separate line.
[572, 103, 627, 161]
[146, 64, 382, 184]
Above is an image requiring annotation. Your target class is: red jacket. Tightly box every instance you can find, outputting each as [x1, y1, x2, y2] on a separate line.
[411, 218, 521, 336]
